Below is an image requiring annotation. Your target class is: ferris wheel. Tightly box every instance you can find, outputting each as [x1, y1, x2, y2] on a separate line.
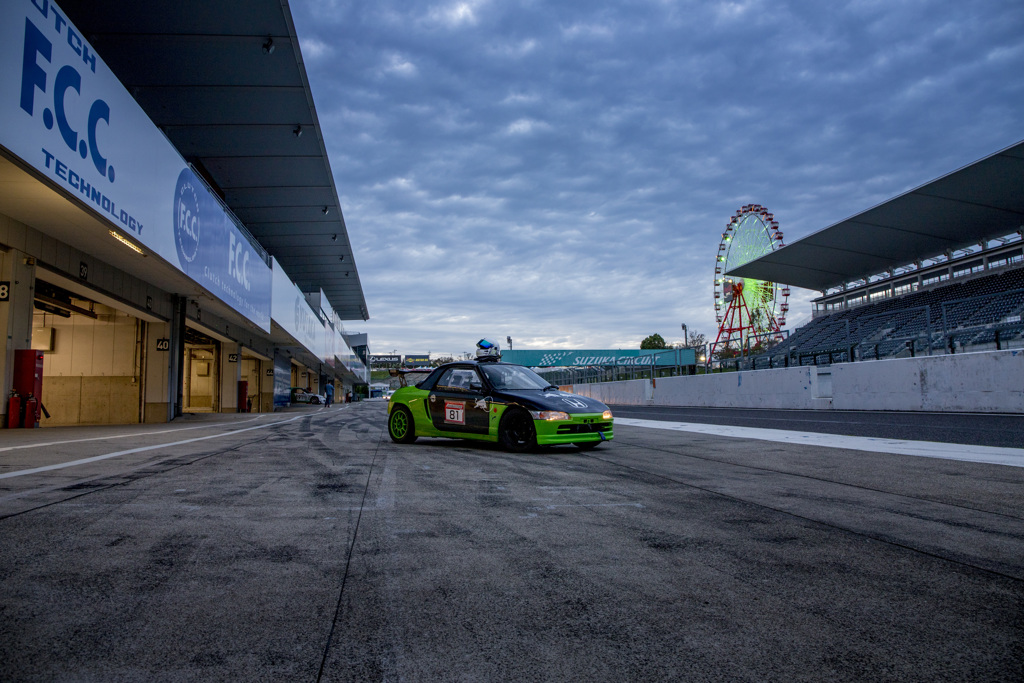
[712, 204, 790, 357]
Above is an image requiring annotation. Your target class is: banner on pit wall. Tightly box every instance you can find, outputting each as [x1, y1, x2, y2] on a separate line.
[501, 348, 697, 367]
[0, 0, 271, 330]
[270, 256, 324, 359]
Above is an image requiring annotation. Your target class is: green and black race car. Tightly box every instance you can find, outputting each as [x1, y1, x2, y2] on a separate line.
[386, 353, 613, 452]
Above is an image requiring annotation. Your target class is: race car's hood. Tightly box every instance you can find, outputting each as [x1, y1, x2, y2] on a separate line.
[496, 389, 609, 414]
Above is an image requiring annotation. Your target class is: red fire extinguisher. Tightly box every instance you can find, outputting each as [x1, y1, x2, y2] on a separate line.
[23, 394, 38, 429]
[7, 391, 21, 429]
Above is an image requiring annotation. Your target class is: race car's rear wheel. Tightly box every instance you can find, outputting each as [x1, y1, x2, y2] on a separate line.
[499, 408, 536, 453]
[388, 405, 417, 444]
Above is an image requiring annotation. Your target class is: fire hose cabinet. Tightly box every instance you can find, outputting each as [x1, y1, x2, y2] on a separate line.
[12, 349, 44, 428]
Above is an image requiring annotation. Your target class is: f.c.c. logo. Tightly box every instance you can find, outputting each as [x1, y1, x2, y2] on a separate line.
[20, 9, 113, 182]
[173, 168, 200, 266]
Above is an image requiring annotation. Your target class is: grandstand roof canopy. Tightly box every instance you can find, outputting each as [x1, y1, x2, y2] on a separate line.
[727, 140, 1024, 293]
[59, 0, 369, 320]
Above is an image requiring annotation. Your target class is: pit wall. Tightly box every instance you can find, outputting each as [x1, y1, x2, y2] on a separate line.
[570, 349, 1024, 414]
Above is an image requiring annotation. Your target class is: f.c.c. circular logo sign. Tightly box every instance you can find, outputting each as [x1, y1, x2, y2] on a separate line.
[173, 168, 201, 266]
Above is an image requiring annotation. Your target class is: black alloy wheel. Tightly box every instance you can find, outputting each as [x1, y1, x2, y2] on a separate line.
[499, 408, 537, 453]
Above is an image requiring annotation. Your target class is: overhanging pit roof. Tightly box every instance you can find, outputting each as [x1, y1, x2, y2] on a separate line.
[58, 0, 368, 320]
[727, 139, 1024, 293]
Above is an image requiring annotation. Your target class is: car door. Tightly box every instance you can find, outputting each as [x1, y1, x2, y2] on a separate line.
[428, 367, 490, 435]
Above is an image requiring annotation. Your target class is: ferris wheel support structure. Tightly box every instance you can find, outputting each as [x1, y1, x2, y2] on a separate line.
[711, 204, 790, 359]
[711, 280, 783, 357]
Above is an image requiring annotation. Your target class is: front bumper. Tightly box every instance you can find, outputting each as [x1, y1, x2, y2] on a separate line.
[534, 414, 614, 445]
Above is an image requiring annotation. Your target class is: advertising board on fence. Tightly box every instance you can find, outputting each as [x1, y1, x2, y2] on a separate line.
[502, 348, 697, 367]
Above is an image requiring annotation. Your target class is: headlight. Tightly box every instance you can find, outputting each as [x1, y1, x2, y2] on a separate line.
[529, 410, 571, 421]
[602, 410, 613, 420]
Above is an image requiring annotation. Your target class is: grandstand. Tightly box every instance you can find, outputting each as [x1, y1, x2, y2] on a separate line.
[728, 140, 1024, 370]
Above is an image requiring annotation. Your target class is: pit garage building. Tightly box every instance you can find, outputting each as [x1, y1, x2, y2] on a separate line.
[1, 0, 370, 425]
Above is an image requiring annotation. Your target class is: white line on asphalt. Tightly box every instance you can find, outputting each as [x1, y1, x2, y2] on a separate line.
[615, 417, 1024, 468]
[0, 415, 305, 479]
[0, 415, 269, 453]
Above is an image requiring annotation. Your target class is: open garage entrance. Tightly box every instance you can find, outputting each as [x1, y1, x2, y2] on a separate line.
[240, 348, 272, 413]
[183, 327, 220, 413]
[32, 278, 145, 426]
[292, 361, 319, 396]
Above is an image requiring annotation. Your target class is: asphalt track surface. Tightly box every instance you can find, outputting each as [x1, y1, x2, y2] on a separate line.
[1, 403, 1022, 681]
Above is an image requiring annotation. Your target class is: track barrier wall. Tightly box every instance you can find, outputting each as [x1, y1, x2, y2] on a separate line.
[570, 349, 1024, 413]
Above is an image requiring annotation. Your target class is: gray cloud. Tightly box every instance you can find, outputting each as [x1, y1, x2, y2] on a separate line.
[294, 0, 1024, 356]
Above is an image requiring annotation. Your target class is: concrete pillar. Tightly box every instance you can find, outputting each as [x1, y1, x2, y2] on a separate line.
[220, 342, 241, 412]
[168, 296, 186, 419]
[142, 321, 171, 423]
[256, 359, 271, 412]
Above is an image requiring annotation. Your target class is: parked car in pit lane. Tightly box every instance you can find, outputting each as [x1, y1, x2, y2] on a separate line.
[386, 359, 614, 452]
[290, 387, 326, 405]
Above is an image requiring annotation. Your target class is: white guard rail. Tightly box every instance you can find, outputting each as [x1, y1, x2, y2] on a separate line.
[569, 349, 1024, 413]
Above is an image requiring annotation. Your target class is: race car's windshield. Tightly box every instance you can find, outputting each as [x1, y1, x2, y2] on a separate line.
[481, 364, 552, 391]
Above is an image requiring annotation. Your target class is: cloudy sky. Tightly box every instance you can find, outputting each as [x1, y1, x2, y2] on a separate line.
[289, 0, 1024, 358]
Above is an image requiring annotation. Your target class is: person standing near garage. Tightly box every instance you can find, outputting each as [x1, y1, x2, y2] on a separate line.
[325, 381, 334, 406]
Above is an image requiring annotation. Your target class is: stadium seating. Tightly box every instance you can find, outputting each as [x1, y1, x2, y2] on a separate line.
[743, 267, 1024, 369]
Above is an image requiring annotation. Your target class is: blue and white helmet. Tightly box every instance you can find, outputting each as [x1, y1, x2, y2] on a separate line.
[475, 338, 501, 359]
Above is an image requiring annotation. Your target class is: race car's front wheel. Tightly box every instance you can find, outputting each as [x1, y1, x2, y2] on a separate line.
[388, 405, 417, 444]
[499, 408, 536, 453]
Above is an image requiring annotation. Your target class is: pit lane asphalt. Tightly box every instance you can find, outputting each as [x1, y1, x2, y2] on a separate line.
[1, 402, 1022, 681]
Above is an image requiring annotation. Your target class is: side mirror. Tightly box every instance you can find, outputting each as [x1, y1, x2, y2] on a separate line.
[469, 382, 483, 392]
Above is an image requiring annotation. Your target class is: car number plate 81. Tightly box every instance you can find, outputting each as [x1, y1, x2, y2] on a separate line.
[444, 401, 465, 425]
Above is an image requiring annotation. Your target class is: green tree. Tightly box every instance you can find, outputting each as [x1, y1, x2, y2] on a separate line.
[714, 345, 740, 360]
[676, 326, 708, 350]
[640, 333, 667, 349]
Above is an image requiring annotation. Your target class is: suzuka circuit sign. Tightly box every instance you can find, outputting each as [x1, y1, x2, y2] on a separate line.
[0, 0, 271, 331]
[501, 348, 697, 367]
